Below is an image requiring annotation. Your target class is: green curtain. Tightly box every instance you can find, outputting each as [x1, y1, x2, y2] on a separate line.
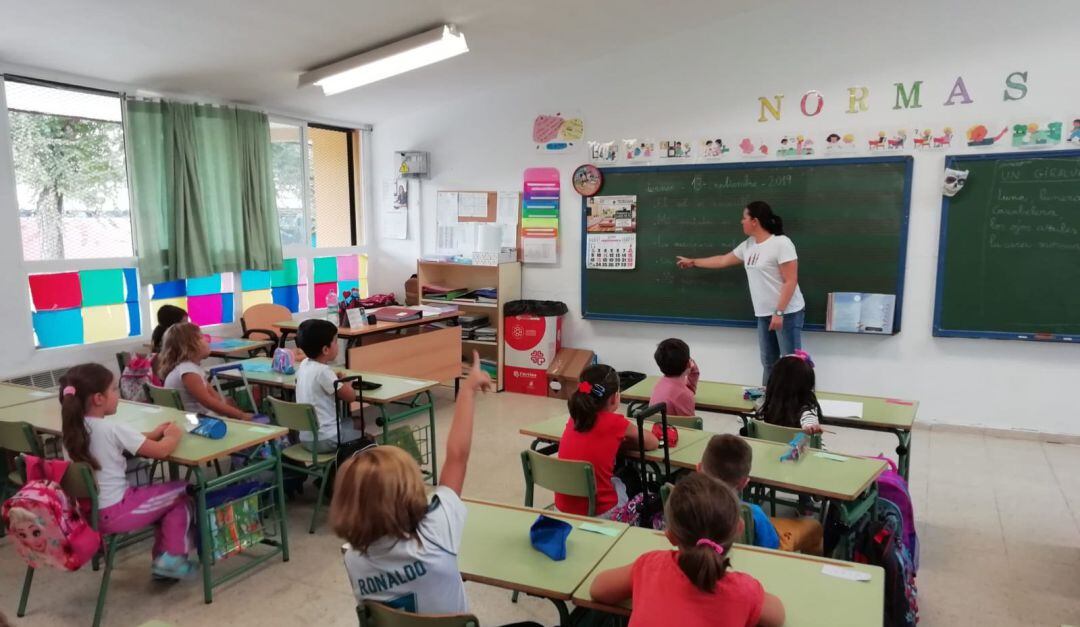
[124, 99, 283, 283]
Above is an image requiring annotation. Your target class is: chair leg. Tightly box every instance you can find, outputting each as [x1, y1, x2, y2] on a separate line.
[511, 591, 520, 603]
[769, 488, 777, 517]
[93, 540, 118, 627]
[17, 565, 34, 616]
[310, 465, 332, 534]
[213, 459, 224, 476]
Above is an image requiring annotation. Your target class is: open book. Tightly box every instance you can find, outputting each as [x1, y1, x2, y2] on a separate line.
[826, 293, 896, 334]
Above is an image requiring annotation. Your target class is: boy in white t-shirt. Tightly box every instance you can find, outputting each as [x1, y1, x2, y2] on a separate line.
[295, 319, 364, 453]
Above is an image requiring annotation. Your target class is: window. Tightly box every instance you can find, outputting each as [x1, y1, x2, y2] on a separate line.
[312, 254, 369, 309]
[5, 79, 132, 261]
[239, 258, 309, 313]
[28, 268, 141, 348]
[151, 274, 235, 327]
[270, 122, 306, 248]
[309, 125, 360, 248]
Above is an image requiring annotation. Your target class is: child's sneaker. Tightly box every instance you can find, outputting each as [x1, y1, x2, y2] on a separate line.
[151, 553, 197, 580]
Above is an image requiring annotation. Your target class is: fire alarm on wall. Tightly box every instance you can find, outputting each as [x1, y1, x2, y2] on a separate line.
[396, 151, 429, 178]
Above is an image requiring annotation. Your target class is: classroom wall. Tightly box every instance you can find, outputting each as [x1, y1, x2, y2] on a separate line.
[368, 0, 1080, 436]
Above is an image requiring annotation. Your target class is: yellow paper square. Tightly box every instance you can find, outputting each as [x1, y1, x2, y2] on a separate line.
[82, 304, 130, 343]
[151, 297, 188, 326]
[357, 254, 368, 280]
[241, 289, 273, 311]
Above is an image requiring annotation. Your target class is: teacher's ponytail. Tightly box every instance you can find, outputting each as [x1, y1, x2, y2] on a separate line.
[746, 200, 784, 235]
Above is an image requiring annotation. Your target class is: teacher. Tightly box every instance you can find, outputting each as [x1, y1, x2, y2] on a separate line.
[675, 200, 805, 384]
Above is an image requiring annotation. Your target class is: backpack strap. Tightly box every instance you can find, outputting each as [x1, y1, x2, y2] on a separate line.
[24, 454, 69, 483]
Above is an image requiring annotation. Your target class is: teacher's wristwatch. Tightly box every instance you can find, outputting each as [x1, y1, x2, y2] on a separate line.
[773, 310, 784, 317]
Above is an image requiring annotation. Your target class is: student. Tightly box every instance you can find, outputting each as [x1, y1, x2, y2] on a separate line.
[151, 304, 188, 354]
[649, 338, 699, 416]
[555, 364, 659, 517]
[159, 322, 253, 421]
[59, 363, 197, 579]
[760, 351, 822, 434]
[332, 353, 494, 614]
[701, 434, 823, 555]
[294, 319, 364, 452]
[590, 472, 785, 627]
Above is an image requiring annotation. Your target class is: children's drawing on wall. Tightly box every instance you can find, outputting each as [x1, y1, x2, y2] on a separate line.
[965, 124, 1009, 148]
[868, 130, 908, 152]
[533, 112, 584, 152]
[1068, 118, 1080, 144]
[588, 140, 618, 163]
[700, 137, 730, 159]
[776, 134, 814, 157]
[823, 132, 857, 155]
[1011, 121, 1063, 148]
[737, 137, 769, 158]
[623, 139, 655, 162]
[659, 139, 692, 159]
[912, 127, 953, 150]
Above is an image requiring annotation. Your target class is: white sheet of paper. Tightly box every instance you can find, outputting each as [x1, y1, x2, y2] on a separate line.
[821, 565, 872, 582]
[381, 207, 407, 240]
[522, 236, 558, 263]
[496, 191, 520, 248]
[436, 192, 460, 254]
[820, 399, 864, 418]
[458, 192, 489, 218]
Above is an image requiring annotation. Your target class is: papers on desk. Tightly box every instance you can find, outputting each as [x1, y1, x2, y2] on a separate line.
[819, 399, 864, 419]
[29, 390, 51, 398]
[137, 405, 164, 414]
[821, 564, 872, 582]
[579, 522, 621, 537]
[241, 362, 274, 373]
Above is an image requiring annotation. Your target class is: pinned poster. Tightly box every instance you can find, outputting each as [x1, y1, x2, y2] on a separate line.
[533, 112, 584, 152]
[522, 167, 560, 264]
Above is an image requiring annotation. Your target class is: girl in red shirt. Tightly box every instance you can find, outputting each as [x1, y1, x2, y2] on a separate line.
[554, 364, 658, 517]
[590, 473, 786, 627]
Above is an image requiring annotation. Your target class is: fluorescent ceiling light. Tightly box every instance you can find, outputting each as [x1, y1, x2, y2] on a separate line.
[299, 24, 468, 95]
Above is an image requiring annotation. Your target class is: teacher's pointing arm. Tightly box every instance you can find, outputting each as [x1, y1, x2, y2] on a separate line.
[675, 252, 741, 269]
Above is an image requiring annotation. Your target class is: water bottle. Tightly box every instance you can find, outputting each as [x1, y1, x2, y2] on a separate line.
[325, 292, 337, 323]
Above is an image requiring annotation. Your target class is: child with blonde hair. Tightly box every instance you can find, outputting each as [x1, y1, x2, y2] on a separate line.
[159, 322, 252, 420]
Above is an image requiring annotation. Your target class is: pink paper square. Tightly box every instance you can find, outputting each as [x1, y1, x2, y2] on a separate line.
[187, 294, 224, 326]
[313, 282, 338, 309]
[336, 255, 359, 281]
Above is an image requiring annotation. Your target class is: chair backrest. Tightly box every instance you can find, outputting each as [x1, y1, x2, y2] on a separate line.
[145, 384, 184, 410]
[747, 418, 822, 449]
[0, 421, 45, 457]
[115, 351, 131, 372]
[241, 303, 293, 334]
[358, 601, 479, 627]
[660, 482, 673, 506]
[648, 415, 703, 430]
[520, 449, 596, 516]
[267, 396, 319, 434]
[739, 503, 755, 544]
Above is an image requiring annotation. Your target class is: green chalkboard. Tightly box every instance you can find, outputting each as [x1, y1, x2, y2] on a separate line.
[582, 157, 913, 330]
[935, 150, 1080, 342]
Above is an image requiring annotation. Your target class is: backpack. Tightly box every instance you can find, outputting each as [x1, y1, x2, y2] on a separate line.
[271, 348, 296, 375]
[119, 353, 153, 403]
[1, 456, 101, 571]
[871, 455, 919, 569]
[854, 497, 919, 627]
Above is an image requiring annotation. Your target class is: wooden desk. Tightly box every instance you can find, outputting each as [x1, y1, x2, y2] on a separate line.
[519, 414, 713, 456]
[207, 336, 273, 359]
[0, 400, 290, 604]
[275, 310, 461, 383]
[458, 499, 626, 625]
[0, 384, 55, 408]
[571, 527, 884, 627]
[622, 375, 918, 478]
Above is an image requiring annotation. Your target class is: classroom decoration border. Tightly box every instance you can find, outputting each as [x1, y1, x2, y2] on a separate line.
[151, 273, 236, 327]
[240, 257, 309, 314]
[311, 254, 369, 309]
[28, 268, 141, 348]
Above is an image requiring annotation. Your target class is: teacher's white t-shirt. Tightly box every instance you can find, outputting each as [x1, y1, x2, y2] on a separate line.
[732, 235, 805, 317]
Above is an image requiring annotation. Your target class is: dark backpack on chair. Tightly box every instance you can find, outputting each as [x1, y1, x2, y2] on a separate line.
[853, 498, 919, 627]
[610, 403, 672, 529]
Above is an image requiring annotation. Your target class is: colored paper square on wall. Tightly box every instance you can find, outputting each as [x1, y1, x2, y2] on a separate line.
[336, 255, 359, 281]
[338, 280, 359, 295]
[313, 282, 338, 308]
[123, 268, 140, 303]
[152, 279, 187, 300]
[186, 274, 222, 297]
[296, 284, 310, 312]
[187, 293, 225, 326]
[313, 257, 338, 284]
[82, 304, 130, 344]
[270, 258, 299, 287]
[127, 301, 142, 336]
[32, 308, 84, 348]
[79, 269, 126, 307]
[241, 289, 272, 311]
[28, 272, 82, 311]
[240, 270, 271, 291]
[151, 297, 187, 328]
[271, 286, 300, 313]
[220, 273, 235, 293]
[221, 293, 235, 323]
[359, 280, 369, 299]
[358, 255, 368, 279]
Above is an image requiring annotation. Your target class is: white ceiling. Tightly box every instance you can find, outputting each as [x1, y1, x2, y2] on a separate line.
[0, 0, 761, 126]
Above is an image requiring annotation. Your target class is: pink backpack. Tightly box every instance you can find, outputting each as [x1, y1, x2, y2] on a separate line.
[1, 456, 101, 571]
[872, 455, 919, 571]
[119, 353, 153, 402]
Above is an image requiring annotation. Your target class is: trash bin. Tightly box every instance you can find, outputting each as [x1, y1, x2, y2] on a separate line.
[503, 300, 568, 396]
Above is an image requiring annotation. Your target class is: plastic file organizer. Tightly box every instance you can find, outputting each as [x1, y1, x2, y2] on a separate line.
[205, 482, 275, 561]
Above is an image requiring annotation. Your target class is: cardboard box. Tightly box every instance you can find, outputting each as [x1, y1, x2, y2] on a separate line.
[504, 314, 562, 395]
[546, 348, 596, 399]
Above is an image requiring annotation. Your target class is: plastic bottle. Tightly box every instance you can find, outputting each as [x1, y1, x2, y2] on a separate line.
[325, 292, 338, 323]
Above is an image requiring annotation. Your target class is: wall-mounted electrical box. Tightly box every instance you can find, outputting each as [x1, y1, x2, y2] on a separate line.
[396, 151, 429, 178]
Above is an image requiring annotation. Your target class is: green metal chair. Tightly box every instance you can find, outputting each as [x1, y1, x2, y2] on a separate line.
[268, 396, 337, 534]
[144, 384, 184, 410]
[357, 601, 479, 627]
[746, 418, 822, 515]
[647, 415, 703, 430]
[15, 458, 157, 627]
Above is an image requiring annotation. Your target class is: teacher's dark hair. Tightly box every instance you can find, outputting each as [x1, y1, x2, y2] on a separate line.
[746, 200, 784, 235]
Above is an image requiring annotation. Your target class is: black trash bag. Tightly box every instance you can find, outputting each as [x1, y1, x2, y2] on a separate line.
[503, 300, 569, 317]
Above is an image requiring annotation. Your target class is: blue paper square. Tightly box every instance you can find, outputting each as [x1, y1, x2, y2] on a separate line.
[123, 268, 140, 303]
[32, 308, 85, 348]
[338, 280, 359, 295]
[152, 279, 186, 299]
[271, 286, 300, 313]
[186, 274, 222, 297]
[127, 301, 142, 336]
[221, 293, 235, 323]
[241, 270, 271, 291]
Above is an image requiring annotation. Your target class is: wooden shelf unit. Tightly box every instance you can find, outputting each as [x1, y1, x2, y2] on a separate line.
[417, 261, 521, 391]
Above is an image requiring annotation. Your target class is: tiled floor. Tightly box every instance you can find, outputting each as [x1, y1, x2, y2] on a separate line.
[2, 388, 1079, 626]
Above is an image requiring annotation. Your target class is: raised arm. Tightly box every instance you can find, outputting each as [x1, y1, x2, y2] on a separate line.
[439, 352, 494, 495]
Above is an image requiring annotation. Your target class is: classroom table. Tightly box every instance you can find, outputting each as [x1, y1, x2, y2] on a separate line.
[519, 413, 713, 456]
[216, 357, 441, 482]
[457, 499, 627, 625]
[0, 399, 291, 604]
[622, 375, 918, 479]
[207, 336, 274, 359]
[571, 526, 885, 627]
[0, 383, 56, 408]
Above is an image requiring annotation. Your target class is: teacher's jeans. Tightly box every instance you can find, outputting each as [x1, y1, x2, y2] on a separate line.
[756, 309, 804, 385]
